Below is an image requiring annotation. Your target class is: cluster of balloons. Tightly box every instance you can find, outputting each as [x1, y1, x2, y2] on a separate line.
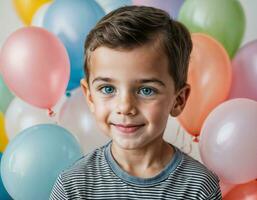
[177, 0, 245, 139]
[175, 0, 257, 199]
[0, 0, 257, 199]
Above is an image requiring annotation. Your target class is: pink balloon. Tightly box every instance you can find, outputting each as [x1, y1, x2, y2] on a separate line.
[199, 98, 257, 184]
[0, 27, 70, 109]
[229, 40, 257, 100]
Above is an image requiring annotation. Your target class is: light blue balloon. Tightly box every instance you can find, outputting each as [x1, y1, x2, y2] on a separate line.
[1, 124, 83, 200]
[0, 154, 12, 200]
[43, 0, 105, 91]
[95, 0, 132, 13]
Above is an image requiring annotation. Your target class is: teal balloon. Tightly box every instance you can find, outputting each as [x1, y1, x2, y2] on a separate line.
[43, 0, 105, 91]
[0, 75, 14, 113]
[178, 0, 245, 58]
[0, 154, 12, 200]
[1, 124, 83, 200]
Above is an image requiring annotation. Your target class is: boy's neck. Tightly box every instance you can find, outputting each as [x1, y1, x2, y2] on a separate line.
[110, 137, 174, 178]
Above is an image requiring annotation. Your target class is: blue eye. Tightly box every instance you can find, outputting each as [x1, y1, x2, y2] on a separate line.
[139, 87, 155, 96]
[100, 86, 115, 94]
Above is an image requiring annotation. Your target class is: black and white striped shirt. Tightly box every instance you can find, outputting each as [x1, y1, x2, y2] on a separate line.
[50, 142, 222, 199]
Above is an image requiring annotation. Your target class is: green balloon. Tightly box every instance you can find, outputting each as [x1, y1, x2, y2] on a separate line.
[178, 0, 245, 58]
[0, 75, 14, 113]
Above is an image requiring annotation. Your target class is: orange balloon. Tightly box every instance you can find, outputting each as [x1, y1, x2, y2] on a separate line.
[220, 180, 236, 198]
[224, 180, 257, 200]
[178, 33, 232, 140]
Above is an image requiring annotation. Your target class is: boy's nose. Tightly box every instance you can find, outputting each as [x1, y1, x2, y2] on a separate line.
[116, 93, 137, 116]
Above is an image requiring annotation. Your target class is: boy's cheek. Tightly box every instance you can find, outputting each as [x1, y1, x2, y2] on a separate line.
[147, 108, 169, 125]
[142, 103, 169, 122]
[93, 103, 109, 118]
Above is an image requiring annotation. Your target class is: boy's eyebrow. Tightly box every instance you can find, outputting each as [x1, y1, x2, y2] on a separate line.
[92, 77, 166, 87]
[136, 79, 166, 87]
[92, 77, 113, 84]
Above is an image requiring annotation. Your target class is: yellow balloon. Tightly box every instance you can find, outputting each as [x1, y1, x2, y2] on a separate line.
[0, 112, 8, 152]
[12, 0, 52, 25]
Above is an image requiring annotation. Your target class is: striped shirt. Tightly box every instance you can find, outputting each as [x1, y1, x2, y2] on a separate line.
[50, 142, 222, 199]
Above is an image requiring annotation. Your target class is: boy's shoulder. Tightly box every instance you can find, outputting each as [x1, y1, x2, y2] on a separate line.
[173, 148, 221, 198]
[178, 149, 219, 181]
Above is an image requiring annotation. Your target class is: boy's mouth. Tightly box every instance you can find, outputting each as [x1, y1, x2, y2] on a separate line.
[111, 123, 145, 134]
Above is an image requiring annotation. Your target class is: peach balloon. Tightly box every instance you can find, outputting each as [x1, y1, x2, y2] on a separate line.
[178, 33, 232, 140]
[0, 27, 70, 110]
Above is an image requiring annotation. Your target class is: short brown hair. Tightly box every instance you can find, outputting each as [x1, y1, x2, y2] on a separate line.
[84, 5, 192, 91]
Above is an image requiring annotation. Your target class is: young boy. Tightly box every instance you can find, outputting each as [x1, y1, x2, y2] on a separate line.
[50, 6, 222, 200]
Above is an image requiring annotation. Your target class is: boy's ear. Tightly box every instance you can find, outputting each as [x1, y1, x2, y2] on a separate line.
[170, 84, 190, 117]
[80, 78, 95, 113]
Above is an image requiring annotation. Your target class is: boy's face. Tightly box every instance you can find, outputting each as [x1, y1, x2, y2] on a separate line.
[81, 44, 190, 150]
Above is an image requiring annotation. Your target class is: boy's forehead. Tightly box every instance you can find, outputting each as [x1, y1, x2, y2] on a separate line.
[88, 45, 174, 87]
[89, 45, 169, 73]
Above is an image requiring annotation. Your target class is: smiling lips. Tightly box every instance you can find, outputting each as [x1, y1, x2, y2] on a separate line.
[112, 123, 145, 134]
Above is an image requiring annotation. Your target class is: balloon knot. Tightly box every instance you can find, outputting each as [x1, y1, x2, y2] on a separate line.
[66, 91, 71, 97]
[48, 108, 56, 117]
[193, 136, 199, 143]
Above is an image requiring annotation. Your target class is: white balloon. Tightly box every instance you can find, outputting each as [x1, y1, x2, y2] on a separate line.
[58, 88, 109, 153]
[31, 2, 52, 27]
[5, 97, 62, 140]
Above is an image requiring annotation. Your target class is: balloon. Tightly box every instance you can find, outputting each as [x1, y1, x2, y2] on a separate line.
[59, 88, 109, 153]
[0, 27, 70, 110]
[229, 40, 257, 101]
[0, 75, 14, 113]
[239, 0, 257, 45]
[200, 98, 257, 184]
[224, 180, 257, 200]
[0, 112, 8, 152]
[178, 0, 245, 58]
[0, 153, 12, 200]
[96, 0, 132, 14]
[31, 2, 52, 27]
[133, 0, 184, 19]
[12, 0, 52, 25]
[178, 33, 232, 140]
[43, 0, 105, 91]
[4, 97, 64, 140]
[1, 124, 83, 200]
